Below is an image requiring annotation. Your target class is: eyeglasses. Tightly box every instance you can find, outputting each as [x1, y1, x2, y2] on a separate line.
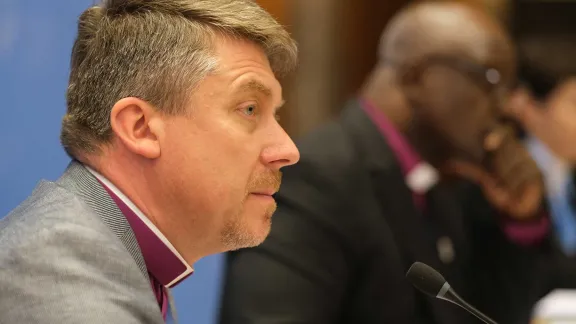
[389, 54, 514, 113]
[388, 54, 525, 133]
[396, 54, 504, 93]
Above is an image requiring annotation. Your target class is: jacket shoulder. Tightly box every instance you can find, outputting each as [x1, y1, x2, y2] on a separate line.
[0, 181, 163, 323]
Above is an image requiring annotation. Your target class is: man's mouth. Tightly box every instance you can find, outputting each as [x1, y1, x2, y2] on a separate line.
[250, 189, 277, 196]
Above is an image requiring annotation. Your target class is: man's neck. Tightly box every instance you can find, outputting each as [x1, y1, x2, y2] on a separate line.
[361, 68, 412, 132]
[93, 156, 161, 223]
[404, 124, 449, 168]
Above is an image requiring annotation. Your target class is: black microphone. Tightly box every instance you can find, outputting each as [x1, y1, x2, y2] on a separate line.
[406, 262, 498, 324]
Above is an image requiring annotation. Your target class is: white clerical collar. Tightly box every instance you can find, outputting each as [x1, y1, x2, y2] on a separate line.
[406, 162, 439, 194]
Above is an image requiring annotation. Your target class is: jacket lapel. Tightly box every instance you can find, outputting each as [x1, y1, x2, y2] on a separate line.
[425, 184, 470, 273]
[56, 161, 149, 281]
[166, 289, 179, 324]
[340, 102, 437, 269]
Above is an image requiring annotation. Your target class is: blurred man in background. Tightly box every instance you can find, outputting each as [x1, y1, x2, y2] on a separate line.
[0, 0, 299, 323]
[513, 57, 576, 166]
[510, 74, 576, 256]
[218, 2, 563, 324]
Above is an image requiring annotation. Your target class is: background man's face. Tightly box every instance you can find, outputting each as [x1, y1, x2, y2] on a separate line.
[412, 53, 516, 165]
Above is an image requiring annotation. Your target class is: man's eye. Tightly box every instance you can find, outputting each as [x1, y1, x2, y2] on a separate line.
[242, 105, 257, 116]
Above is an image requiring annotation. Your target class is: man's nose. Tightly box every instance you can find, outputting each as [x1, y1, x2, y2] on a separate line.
[261, 125, 300, 170]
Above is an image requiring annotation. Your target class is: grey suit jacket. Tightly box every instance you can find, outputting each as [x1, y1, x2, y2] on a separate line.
[0, 161, 177, 323]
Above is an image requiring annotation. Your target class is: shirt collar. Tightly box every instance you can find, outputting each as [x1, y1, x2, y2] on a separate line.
[85, 166, 193, 288]
[526, 135, 571, 197]
[360, 98, 439, 194]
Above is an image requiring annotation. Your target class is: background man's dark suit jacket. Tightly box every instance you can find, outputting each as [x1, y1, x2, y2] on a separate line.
[218, 101, 564, 324]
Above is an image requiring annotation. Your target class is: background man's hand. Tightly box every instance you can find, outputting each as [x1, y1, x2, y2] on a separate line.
[444, 125, 544, 220]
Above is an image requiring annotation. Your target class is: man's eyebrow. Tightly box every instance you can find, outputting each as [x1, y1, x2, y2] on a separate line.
[236, 79, 285, 112]
[238, 79, 272, 97]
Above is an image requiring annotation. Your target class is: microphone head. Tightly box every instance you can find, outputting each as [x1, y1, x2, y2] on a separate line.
[406, 262, 447, 297]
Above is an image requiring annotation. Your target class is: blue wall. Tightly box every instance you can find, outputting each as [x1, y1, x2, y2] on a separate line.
[0, 1, 223, 323]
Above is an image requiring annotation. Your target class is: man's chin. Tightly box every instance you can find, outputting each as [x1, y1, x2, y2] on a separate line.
[221, 219, 272, 251]
[247, 220, 272, 247]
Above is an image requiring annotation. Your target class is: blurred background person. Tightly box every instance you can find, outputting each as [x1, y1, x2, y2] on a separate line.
[508, 61, 576, 323]
[510, 75, 576, 257]
[217, 2, 566, 324]
[487, 0, 576, 263]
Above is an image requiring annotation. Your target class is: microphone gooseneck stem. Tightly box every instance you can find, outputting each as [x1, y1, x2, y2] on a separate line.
[439, 286, 498, 324]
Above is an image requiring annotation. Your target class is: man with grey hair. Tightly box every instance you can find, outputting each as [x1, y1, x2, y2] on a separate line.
[0, 0, 299, 323]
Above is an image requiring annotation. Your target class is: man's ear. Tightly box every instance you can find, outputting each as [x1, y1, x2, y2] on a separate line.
[109, 97, 163, 159]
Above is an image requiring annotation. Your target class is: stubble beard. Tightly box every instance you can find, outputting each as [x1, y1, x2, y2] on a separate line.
[219, 199, 277, 251]
[219, 170, 281, 251]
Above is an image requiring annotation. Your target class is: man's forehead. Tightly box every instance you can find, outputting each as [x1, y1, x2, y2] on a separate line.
[443, 33, 514, 74]
[212, 35, 272, 72]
